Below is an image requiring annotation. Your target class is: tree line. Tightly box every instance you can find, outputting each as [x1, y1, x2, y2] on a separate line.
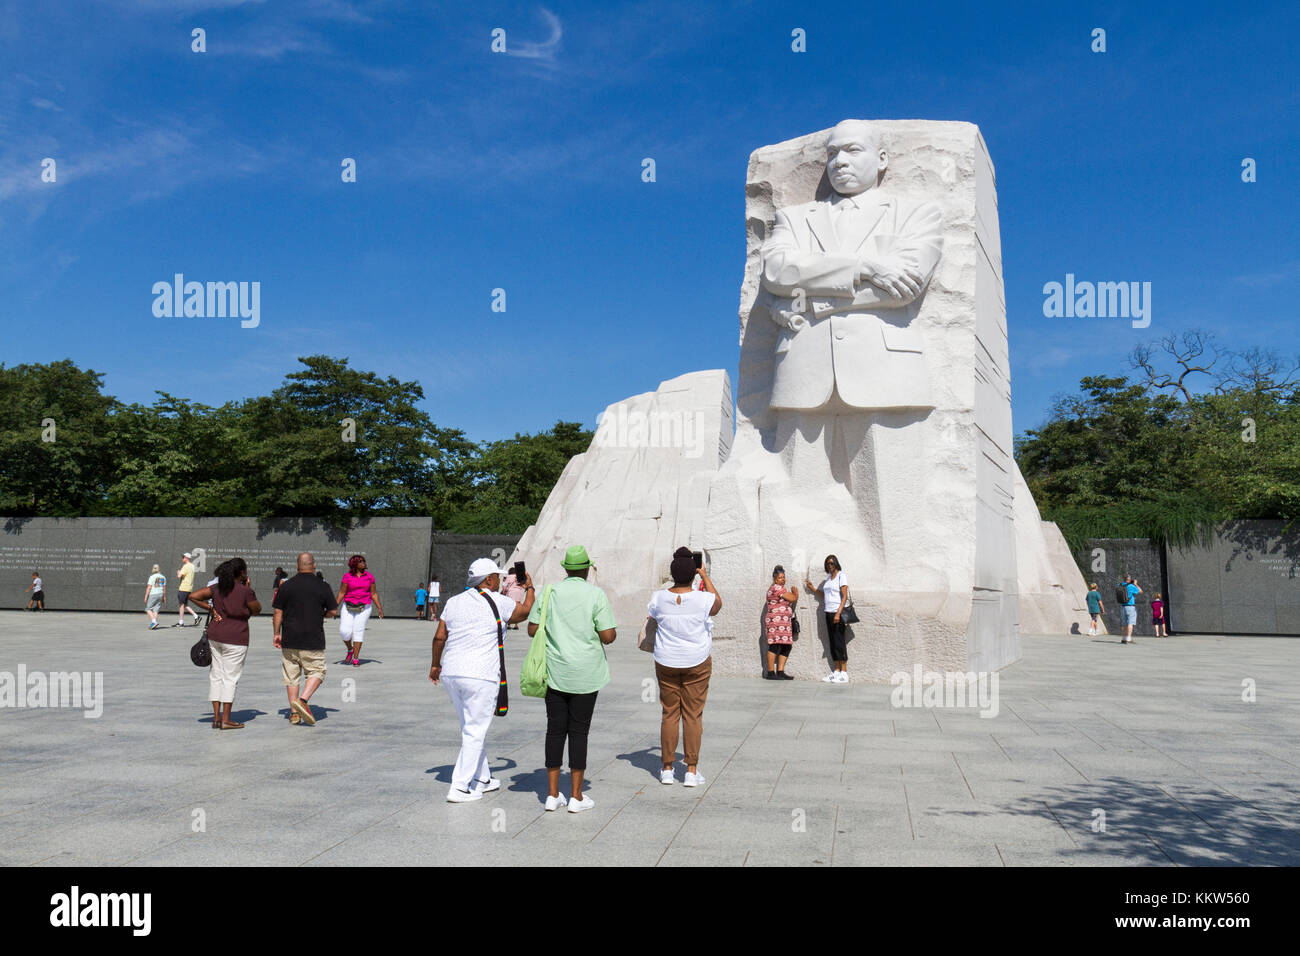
[7, 333, 1295, 545]
[0, 356, 592, 534]
[1014, 331, 1300, 551]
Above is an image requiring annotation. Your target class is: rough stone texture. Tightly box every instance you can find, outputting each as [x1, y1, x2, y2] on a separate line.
[0, 517, 433, 616]
[1013, 465, 1098, 636]
[704, 121, 1018, 680]
[512, 122, 1093, 679]
[509, 370, 733, 629]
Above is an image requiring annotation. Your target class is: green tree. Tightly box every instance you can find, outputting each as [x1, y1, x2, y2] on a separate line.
[439, 422, 593, 533]
[0, 361, 117, 515]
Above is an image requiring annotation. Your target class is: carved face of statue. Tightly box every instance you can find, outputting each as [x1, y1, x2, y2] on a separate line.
[826, 121, 887, 196]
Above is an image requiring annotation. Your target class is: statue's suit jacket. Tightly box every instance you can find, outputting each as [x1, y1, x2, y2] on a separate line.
[760, 190, 943, 410]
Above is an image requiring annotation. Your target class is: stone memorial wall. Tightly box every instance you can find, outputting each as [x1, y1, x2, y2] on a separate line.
[1, 517, 434, 615]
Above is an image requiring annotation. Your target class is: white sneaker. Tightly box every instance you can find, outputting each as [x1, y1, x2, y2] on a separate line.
[822, 672, 837, 682]
[660, 768, 675, 785]
[446, 787, 482, 803]
[544, 794, 567, 811]
[567, 795, 595, 813]
[683, 771, 705, 787]
[473, 777, 501, 793]
[833, 672, 849, 683]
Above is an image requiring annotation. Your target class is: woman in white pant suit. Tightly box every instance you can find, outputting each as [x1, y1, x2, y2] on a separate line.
[429, 558, 534, 802]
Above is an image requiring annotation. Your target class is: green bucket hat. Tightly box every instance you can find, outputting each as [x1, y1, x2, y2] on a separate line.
[560, 545, 592, 570]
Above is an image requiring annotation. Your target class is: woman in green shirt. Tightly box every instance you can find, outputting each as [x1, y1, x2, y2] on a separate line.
[527, 546, 617, 813]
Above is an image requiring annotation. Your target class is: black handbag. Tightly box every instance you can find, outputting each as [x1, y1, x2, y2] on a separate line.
[477, 590, 509, 717]
[839, 588, 860, 625]
[190, 613, 212, 667]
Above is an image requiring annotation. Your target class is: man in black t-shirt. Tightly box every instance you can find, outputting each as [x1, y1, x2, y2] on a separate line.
[272, 552, 339, 726]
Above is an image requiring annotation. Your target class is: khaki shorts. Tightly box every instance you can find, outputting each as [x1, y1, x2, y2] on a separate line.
[281, 648, 327, 685]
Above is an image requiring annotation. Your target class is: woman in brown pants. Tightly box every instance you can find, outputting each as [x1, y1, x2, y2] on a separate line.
[647, 547, 722, 787]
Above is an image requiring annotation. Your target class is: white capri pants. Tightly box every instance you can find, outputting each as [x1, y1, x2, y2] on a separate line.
[442, 675, 496, 792]
[208, 640, 247, 704]
[339, 602, 373, 644]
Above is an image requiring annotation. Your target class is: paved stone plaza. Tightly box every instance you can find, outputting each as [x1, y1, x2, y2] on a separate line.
[2, 610, 1297, 866]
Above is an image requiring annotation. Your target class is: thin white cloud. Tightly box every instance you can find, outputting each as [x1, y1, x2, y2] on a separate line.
[503, 7, 562, 62]
[212, 26, 330, 60]
[1233, 261, 1300, 288]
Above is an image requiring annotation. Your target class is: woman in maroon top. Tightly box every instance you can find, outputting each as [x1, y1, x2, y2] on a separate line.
[190, 558, 262, 730]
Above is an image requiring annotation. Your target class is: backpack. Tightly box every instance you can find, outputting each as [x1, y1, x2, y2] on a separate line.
[1115, 583, 1129, 606]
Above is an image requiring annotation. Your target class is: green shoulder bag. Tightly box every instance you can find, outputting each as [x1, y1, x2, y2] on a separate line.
[520, 584, 553, 698]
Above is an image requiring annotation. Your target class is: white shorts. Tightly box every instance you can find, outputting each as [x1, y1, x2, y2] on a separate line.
[340, 603, 373, 643]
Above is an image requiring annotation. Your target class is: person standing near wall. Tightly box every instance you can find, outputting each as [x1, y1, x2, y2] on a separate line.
[336, 554, 383, 667]
[143, 564, 166, 629]
[25, 571, 45, 611]
[176, 552, 200, 627]
[1151, 592, 1167, 638]
[1086, 583, 1104, 637]
[1121, 575, 1142, 644]
[415, 583, 428, 621]
[805, 555, 851, 682]
[764, 565, 798, 679]
[429, 576, 440, 620]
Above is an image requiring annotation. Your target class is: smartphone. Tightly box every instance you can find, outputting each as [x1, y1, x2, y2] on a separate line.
[514, 561, 526, 581]
[692, 551, 703, 569]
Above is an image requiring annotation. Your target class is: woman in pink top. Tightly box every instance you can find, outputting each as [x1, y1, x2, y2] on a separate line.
[335, 554, 384, 666]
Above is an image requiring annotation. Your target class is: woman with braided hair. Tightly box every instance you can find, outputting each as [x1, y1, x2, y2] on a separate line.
[190, 558, 261, 729]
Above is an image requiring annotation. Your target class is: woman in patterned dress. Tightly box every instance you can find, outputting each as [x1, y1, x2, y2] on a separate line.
[764, 565, 798, 680]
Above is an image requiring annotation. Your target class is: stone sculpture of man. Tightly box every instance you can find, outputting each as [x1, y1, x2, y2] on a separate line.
[761, 119, 944, 411]
[756, 119, 946, 581]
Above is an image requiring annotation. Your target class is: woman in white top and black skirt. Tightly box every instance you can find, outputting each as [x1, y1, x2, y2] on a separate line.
[805, 555, 850, 683]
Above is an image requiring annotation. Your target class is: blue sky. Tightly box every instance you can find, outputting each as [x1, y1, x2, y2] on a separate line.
[2, 0, 1297, 443]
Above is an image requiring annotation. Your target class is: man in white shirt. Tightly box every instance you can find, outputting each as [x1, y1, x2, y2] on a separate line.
[143, 564, 167, 629]
[429, 559, 534, 802]
[26, 572, 45, 611]
[428, 577, 441, 621]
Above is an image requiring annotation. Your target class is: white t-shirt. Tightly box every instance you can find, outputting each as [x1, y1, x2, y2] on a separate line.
[440, 588, 517, 682]
[822, 572, 847, 613]
[147, 573, 166, 594]
[429, 581, 440, 599]
[31, 577, 43, 592]
[648, 589, 715, 669]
